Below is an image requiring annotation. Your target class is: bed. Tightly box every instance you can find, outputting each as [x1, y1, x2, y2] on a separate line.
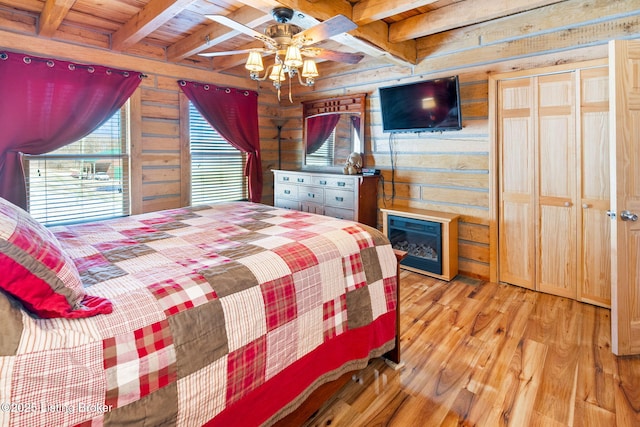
[0, 200, 399, 426]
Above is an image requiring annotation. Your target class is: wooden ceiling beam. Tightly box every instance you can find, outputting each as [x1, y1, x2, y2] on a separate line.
[274, 0, 351, 19]
[389, 0, 566, 42]
[167, 6, 270, 62]
[233, 0, 280, 13]
[38, 0, 76, 37]
[112, 0, 196, 51]
[353, 0, 439, 26]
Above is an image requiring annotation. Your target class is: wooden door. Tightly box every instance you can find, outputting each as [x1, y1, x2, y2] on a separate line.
[577, 67, 611, 307]
[609, 40, 640, 356]
[536, 73, 577, 298]
[498, 78, 535, 290]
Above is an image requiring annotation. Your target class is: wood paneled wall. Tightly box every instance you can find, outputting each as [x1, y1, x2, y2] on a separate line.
[272, 0, 640, 280]
[0, 0, 638, 279]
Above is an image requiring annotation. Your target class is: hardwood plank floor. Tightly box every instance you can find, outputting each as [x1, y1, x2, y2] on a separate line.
[303, 271, 640, 426]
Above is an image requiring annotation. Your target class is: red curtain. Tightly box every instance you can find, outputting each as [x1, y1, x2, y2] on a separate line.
[0, 51, 142, 209]
[179, 80, 263, 203]
[306, 114, 340, 155]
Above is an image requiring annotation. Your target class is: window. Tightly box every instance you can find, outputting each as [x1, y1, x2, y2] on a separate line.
[189, 102, 247, 205]
[24, 107, 129, 225]
[305, 129, 335, 167]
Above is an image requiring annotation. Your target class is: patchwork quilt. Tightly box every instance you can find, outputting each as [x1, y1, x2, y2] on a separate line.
[0, 202, 398, 426]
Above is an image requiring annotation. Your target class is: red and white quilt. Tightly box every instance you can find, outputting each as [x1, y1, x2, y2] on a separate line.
[0, 202, 397, 426]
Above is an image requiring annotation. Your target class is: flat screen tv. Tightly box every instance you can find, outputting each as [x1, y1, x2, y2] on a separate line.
[379, 76, 462, 133]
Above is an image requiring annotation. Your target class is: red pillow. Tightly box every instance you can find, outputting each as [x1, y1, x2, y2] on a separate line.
[0, 197, 112, 318]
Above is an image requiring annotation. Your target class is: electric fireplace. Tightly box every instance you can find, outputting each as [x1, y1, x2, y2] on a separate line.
[381, 207, 459, 281]
[387, 215, 443, 275]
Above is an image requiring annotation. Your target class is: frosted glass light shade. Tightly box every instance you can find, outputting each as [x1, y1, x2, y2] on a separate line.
[245, 51, 264, 72]
[284, 45, 303, 68]
[301, 60, 319, 78]
[269, 63, 285, 81]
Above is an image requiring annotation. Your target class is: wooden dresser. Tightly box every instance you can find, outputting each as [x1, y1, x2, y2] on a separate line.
[272, 170, 379, 227]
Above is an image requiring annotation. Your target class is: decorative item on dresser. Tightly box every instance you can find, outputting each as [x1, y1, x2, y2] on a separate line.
[273, 169, 379, 227]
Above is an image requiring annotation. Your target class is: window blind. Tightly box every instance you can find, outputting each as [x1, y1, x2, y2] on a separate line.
[24, 108, 129, 225]
[189, 103, 247, 205]
[305, 129, 336, 167]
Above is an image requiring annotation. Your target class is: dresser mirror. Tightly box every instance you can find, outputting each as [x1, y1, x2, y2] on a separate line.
[302, 93, 366, 171]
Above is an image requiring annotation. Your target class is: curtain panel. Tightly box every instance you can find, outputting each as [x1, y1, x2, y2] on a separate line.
[306, 114, 341, 155]
[179, 80, 262, 203]
[0, 51, 143, 209]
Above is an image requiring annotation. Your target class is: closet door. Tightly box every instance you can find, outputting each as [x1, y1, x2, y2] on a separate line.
[536, 73, 577, 298]
[498, 78, 535, 290]
[577, 67, 611, 307]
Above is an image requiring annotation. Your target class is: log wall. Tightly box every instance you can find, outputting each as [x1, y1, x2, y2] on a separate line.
[277, 0, 640, 279]
[1, 0, 639, 279]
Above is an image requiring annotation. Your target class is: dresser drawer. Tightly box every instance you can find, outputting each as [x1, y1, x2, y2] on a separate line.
[275, 183, 298, 200]
[277, 173, 312, 185]
[271, 169, 378, 227]
[313, 176, 355, 189]
[299, 186, 323, 204]
[324, 189, 354, 209]
[324, 206, 355, 221]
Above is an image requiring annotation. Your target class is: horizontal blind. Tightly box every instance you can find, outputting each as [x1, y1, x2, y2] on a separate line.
[24, 109, 129, 225]
[305, 130, 335, 167]
[189, 103, 247, 205]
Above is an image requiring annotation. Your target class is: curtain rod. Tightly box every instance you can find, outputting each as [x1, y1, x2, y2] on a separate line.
[0, 51, 147, 79]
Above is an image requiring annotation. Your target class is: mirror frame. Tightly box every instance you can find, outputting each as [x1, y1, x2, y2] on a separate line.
[302, 93, 367, 172]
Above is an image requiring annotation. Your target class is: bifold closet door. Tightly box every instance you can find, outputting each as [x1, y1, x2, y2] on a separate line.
[536, 73, 577, 299]
[498, 78, 535, 290]
[578, 67, 611, 307]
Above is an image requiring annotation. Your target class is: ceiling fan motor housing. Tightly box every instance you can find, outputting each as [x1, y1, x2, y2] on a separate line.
[265, 23, 302, 46]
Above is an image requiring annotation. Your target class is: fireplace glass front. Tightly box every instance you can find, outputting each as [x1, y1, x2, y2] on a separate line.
[387, 215, 443, 275]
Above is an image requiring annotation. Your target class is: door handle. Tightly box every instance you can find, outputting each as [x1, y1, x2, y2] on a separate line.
[620, 210, 638, 221]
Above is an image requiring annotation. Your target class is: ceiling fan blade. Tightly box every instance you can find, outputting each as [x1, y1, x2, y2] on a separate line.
[294, 15, 357, 46]
[302, 47, 364, 64]
[199, 48, 266, 58]
[205, 14, 276, 48]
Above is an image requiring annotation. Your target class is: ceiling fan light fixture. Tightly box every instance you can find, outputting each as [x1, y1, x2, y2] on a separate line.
[204, 7, 359, 101]
[301, 59, 319, 78]
[245, 50, 264, 72]
[284, 45, 303, 68]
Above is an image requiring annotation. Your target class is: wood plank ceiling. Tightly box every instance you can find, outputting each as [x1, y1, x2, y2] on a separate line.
[0, 0, 566, 75]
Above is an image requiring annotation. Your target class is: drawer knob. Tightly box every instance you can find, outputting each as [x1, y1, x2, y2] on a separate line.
[336, 197, 344, 202]
[308, 193, 315, 198]
[283, 177, 289, 181]
[338, 182, 346, 187]
[319, 180, 327, 185]
[284, 190, 290, 195]
[297, 178, 304, 182]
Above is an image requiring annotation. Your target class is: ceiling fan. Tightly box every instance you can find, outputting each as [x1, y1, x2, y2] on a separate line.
[199, 7, 364, 100]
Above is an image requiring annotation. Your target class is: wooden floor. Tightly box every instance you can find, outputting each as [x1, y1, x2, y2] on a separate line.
[303, 271, 640, 426]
